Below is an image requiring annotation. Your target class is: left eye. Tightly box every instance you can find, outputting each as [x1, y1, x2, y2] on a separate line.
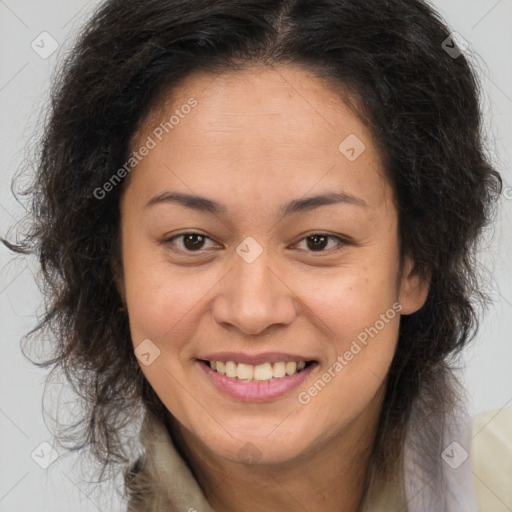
[164, 232, 346, 253]
[294, 234, 346, 252]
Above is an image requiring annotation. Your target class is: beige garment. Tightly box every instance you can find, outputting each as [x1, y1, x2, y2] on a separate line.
[471, 408, 512, 511]
[126, 408, 512, 511]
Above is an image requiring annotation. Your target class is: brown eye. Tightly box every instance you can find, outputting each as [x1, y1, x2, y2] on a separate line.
[296, 234, 347, 253]
[182, 233, 206, 251]
[306, 235, 330, 251]
[165, 232, 216, 253]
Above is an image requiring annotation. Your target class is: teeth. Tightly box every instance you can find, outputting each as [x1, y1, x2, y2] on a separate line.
[273, 361, 286, 378]
[225, 361, 237, 378]
[207, 360, 309, 381]
[237, 363, 254, 380]
[254, 363, 273, 380]
[285, 362, 297, 375]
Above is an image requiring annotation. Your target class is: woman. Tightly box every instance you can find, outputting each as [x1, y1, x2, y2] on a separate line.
[5, 0, 510, 510]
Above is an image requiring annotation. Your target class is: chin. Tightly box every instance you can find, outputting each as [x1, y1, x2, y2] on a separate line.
[191, 418, 317, 466]
[214, 438, 306, 466]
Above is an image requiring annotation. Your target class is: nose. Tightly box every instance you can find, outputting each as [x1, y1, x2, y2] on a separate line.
[211, 248, 297, 336]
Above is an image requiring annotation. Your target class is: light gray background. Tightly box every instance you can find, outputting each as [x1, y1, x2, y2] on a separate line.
[1, 1, 511, 510]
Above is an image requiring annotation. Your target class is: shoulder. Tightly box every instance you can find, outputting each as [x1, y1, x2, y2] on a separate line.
[471, 407, 512, 511]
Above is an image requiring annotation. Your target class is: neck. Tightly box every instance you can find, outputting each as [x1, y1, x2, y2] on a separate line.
[166, 393, 384, 512]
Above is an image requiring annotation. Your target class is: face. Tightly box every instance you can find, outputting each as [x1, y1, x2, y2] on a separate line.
[117, 64, 428, 465]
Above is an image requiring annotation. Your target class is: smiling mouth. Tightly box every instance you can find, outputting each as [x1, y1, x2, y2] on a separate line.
[199, 359, 316, 382]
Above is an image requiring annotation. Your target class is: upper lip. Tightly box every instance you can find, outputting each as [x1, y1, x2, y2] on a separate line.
[199, 352, 315, 366]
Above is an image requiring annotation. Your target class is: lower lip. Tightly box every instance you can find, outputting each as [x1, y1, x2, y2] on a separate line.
[198, 361, 317, 402]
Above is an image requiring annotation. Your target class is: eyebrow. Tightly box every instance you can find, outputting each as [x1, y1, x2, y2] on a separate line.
[145, 190, 368, 216]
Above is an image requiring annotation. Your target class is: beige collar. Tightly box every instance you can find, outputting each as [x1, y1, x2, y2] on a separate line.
[127, 411, 408, 512]
[126, 405, 512, 511]
[127, 392, 483, 512]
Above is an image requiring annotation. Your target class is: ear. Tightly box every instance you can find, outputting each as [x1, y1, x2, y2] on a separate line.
[398, 255, 430, 315]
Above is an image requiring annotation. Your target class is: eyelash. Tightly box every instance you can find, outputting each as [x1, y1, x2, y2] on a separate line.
[163, 232, 349, 255]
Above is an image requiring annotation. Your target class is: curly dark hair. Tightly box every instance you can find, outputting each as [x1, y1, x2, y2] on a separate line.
[3, 0, 502, 504]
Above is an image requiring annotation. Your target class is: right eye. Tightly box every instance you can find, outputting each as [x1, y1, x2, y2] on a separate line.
[162, 232, 220, 253]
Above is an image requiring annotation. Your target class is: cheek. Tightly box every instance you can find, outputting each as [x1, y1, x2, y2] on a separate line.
[298, 268, 401, 430]
[301, 256, 400, 336]
[295, 247, 401, 395]
[120, 230, 203, 348]
[125, 265, 214, 350]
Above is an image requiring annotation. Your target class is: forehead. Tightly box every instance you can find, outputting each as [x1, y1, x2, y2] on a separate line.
[126, 64, 393, 218]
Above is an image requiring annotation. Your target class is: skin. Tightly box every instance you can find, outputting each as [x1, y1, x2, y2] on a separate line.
[116, 63, 429, 512]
